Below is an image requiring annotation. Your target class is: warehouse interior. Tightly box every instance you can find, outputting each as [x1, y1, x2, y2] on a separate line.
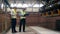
[0, 0, 60, 34]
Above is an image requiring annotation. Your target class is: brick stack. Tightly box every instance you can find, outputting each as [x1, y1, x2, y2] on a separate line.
[0, 13, 11, 33]
[15, 12, 60, 30]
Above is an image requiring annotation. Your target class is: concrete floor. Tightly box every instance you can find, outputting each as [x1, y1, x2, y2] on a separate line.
[6, 26, 60, 34]
[6, 26, 37, 34]
[30, 26, 60, 34]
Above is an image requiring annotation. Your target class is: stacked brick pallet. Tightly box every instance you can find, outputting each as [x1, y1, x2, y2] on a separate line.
[26, 12, 39, 26]
[16, 12, 56, 29]
[25, 12, 60, 30]
[0, 11, 11, 33]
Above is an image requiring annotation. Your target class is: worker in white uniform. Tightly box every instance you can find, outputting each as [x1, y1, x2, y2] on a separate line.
[10, 8, 17, 33]
[18, 9, 29, 32]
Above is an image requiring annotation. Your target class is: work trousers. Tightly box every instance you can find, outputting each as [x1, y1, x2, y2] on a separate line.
[11, 18, 16, 32]
[19, 18, 26, 32]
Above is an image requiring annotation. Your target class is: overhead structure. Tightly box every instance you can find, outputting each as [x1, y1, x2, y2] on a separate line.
[40, 0, 60, 17]
[3, 0, 10, 7]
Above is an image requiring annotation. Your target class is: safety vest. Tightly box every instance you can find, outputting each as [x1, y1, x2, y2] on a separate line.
[20, 11, 26, 19]
[11, 9, 17, 18]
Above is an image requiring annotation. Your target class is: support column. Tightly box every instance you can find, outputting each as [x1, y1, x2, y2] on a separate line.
[42, 13, 44, 16]
[58, 9, 60, 15]
[51, 11, 53, 16]
[46, 12, 48, 16]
